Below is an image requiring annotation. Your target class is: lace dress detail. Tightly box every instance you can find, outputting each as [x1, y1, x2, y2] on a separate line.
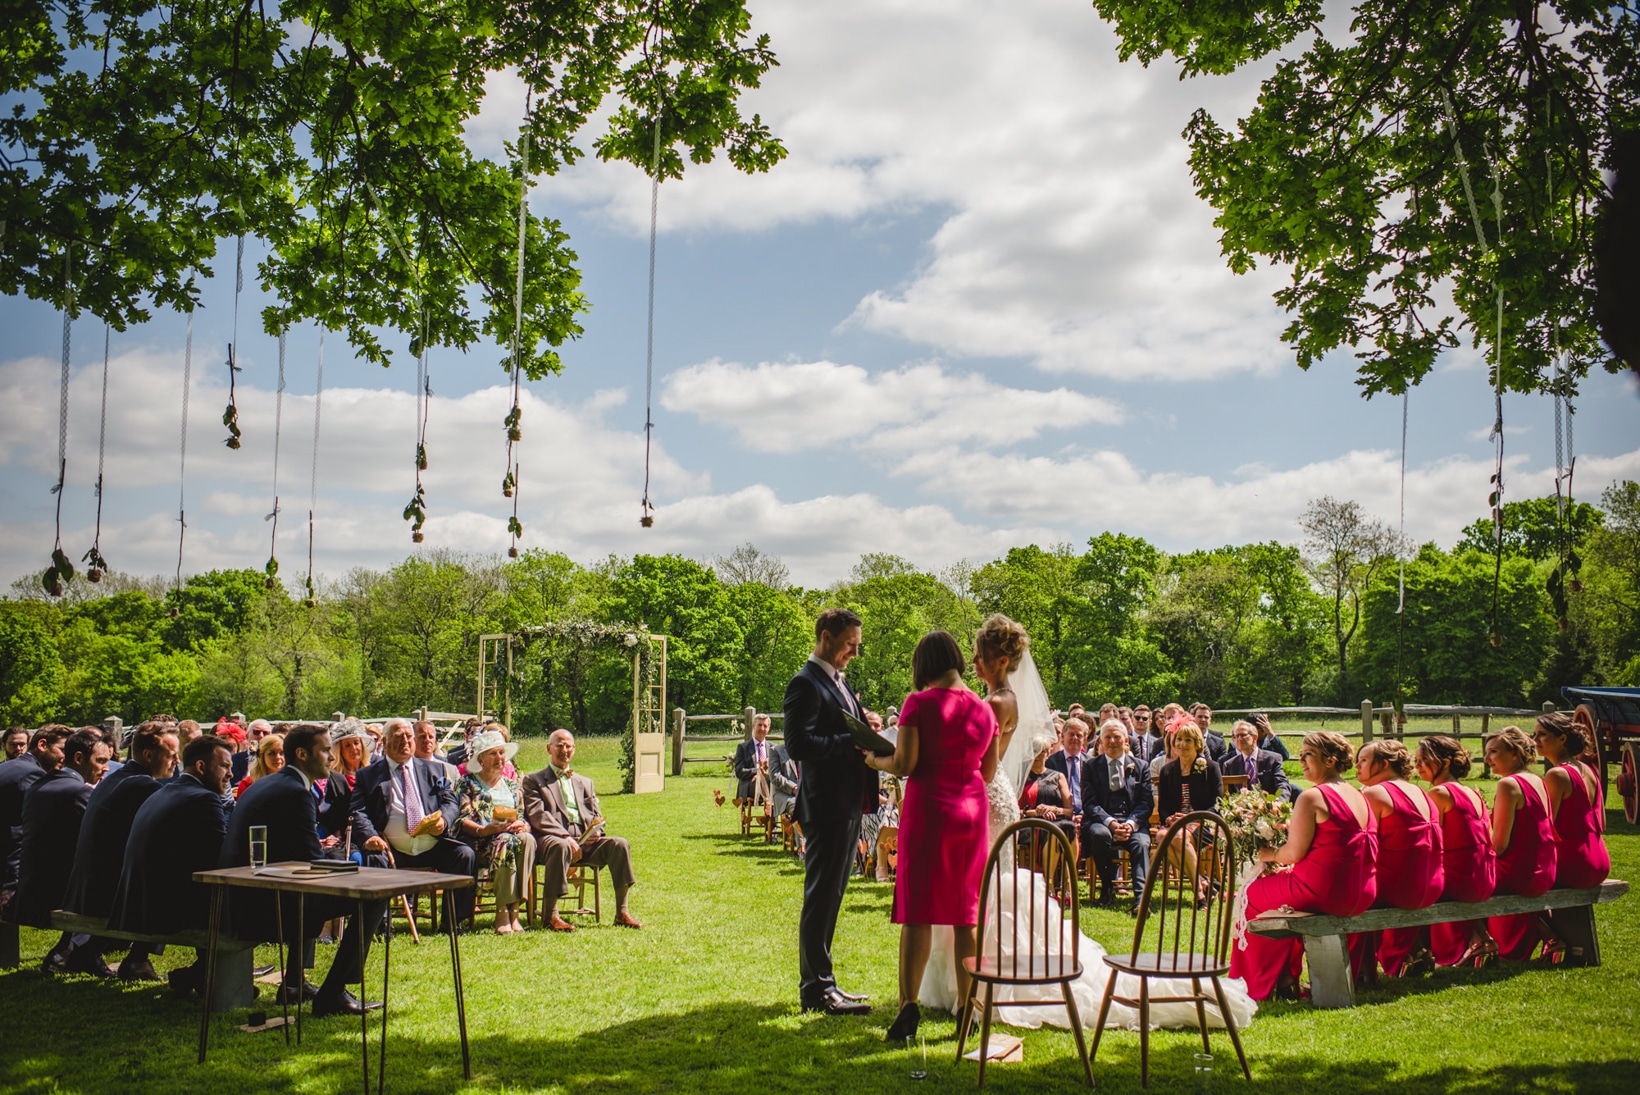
[987, 769, 1020, 872]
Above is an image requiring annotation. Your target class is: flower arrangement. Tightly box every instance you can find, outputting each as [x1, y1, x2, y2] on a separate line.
[1222, 788, 1294, 864]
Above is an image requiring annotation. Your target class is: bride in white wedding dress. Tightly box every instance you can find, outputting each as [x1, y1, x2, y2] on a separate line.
[919, 619, 1258, 1032]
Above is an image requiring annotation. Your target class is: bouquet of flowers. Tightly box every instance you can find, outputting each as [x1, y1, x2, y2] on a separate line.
[1222, 788, 1293, 864]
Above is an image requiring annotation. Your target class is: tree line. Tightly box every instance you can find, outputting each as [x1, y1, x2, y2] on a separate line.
[2, 485, 1636, 734]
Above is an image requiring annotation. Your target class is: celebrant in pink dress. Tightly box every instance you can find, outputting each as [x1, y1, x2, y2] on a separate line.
[1484, 727, 1558, 961]
[866, 630, 999, 1042]
[1349, 740, 1443, 980]
[1229, 731, 1378, 1000]
[1415, 736, 1496, 967]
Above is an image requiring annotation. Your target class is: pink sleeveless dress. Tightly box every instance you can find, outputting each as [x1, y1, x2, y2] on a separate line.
[1429, 783, 1496, 966]
[1487, 775, 1558, 961]
[1350, 782, 1444, 978]
[1552, 763, 1610, 890]
[1230, 783, 1378, 999]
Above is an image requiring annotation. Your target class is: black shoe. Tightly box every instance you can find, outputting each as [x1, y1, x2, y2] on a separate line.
[885, 1002, 920, 1041]
[252, 964, 277, 978]
[1095, 888, 1118, 909]
[1127, 901, 1143, 917]
[310, 988, 367, 1018]
[275, 980, 320, 1005]
[63, 951, 116, 978]
[835, 987, 871, 1003]
[40, 950, 68, 975]
[117, 957, 163, 982]
[801, 989, 871, 1016]
[168, 965, 203, 996]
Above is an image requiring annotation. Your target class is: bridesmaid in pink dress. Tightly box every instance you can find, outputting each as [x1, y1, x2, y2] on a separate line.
[866, 631, 1000, 1042]
[1415, 736, 1497, 967]
[1537, 712, 1610, 961]
[1484, 727, 1558, 961]
[1350, 740, 1443, 980]
[1230, 731, 1378, 1000]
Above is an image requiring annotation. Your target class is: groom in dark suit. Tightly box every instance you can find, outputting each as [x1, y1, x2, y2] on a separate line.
[784, 607, 876, 1015]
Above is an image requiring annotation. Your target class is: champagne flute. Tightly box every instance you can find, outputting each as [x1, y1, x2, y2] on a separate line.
[249, 825, 269, 870]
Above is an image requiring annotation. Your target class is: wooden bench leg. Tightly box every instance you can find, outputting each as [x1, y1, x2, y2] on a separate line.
[1303, 934, 1356, 1008]
[1547, 905, 1601, 967]
[0, 920, 18, 969]
[210, 944, 258, 1013]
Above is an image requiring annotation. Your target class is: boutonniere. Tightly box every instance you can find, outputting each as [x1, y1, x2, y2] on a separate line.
[1191, 756, 1208, 775]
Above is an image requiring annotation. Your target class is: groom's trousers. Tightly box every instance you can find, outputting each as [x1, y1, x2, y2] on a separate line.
[799, 814, 860, 1003]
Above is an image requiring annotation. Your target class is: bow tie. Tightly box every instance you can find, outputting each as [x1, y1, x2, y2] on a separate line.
[555, 768, 573, 780]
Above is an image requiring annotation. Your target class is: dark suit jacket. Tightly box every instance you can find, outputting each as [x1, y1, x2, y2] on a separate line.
[1136, 733, 1168, 766]
[1157, 758, 1224, 820]
[61, 765, 163, 917]
[768, 744, 799, 817]
[1203, 730, 1229, 763]
[1044, 750, 1092, 813]
[1220, 748, 1296, 801]
[13, 769, 92, 927]
[109, 774, 230, 934]
[350, 756, 460, 846]
[317, 771, 366, 839]
[1081, 754, 1152, 829]
[224, 766, 327, 940]
[0, 752, 45, 889]
[782, 660, 875, 824]
[230, 749, 254, 785]
[732, 738, 773, 801]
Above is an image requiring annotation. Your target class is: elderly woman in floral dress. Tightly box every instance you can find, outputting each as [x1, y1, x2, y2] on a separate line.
[455, 730, 535, 934]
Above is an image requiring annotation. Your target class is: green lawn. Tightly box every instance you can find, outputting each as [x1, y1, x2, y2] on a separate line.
[3, 736, 1637, 1094]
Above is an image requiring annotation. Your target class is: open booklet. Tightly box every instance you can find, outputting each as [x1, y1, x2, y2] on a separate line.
[578, 818, 607, 845]
[842, 710, 896, 756]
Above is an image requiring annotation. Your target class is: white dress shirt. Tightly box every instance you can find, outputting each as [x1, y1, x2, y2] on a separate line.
[384, 757, 438, 856]
[807, 654, 859, 716]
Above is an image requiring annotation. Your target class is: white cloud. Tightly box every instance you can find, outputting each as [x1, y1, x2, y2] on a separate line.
[661, 358, 1122, 456]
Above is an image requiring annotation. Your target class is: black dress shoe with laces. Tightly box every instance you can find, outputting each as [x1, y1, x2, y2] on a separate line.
[275, 980, 320, 1005]
[310, 988, 366, 1018]
[834, 987, 871, 1003]
[801, 990, 871, 1016]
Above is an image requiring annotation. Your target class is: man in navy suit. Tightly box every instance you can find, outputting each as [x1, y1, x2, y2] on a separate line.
[16, 728, 110, 970]
[110, 734, 235, 994]
[227, 724, 386, 1017]
[352, 720, 475, 923]
[60, 721, 179, 979]
[1045, 717, 1092, 816]
[1081, 720, 1153, 912]
[784, 608, 876, 1016]
[1221, 720, 1298, 802]
[1, 725, 68, 901]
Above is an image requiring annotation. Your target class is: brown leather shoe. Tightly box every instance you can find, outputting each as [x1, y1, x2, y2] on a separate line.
[548, 914, 577, 933]
[614, 911, 643, 930]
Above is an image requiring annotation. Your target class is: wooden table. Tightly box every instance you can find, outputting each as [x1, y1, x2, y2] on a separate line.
[194, 863, 474, 1092]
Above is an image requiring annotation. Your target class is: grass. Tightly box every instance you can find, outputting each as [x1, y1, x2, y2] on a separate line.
[2, 736, 1637, 1093]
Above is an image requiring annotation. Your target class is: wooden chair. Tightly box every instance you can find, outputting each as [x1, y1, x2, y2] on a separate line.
[1221, 773, 1249, 795]
[1090, 810, 1251, 1087]
[957, 818, 1094, 1088]
[528, 860, 603, 925]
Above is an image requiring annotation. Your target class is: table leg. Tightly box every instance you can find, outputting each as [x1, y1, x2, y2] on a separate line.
[358, 896, 369, 1094]
[445, 888, 471, 1080]
[197, 886, 223, 1064]
[295, 892, 304, 1045]
[378, 900, 391, 1095]
[275, 889, 290, 1044]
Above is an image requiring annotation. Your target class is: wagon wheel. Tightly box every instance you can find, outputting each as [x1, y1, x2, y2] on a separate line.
[1620, 743, 1640, 826]
[1575, 704, 1606, 798]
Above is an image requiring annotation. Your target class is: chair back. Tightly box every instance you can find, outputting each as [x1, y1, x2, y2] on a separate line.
[1128, 810, 1237, 973]
[1222, 773, 1249, 794]
[973, 818, 1080, 984]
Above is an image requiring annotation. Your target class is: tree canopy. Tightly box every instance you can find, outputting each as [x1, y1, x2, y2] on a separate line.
[1091, 1, 1638, 397]
[2, 1, 784, 375]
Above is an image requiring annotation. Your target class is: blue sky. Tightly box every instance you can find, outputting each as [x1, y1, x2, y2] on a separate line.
[4, 0, 1637, 591]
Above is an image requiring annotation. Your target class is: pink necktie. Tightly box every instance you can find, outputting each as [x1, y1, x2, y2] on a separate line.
[400, 762, 423, 831]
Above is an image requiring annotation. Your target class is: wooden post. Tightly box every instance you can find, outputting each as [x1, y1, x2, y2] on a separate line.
[1480, 713, 1493, 777]
[1542, 701, 1556, 715]
[743, 706, 757, 742]
[671, 708, 686, 777]
[1452, 711, 1462, 737]
[1361, 700, 1374, 744]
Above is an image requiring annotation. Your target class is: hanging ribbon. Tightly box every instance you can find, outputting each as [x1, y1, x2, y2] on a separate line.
[222, 234, 244, 449]
[82, 324, 112, 582]
[171, 312, 193, 618]
[306, 330, 325, 606]
[43, 249, 75, 598]
[640, 102, 662, 528]
[504, 112, 531, 555]
[265, 329, 287, 589]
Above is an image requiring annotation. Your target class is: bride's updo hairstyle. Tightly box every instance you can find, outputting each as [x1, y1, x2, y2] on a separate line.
[975, 614, 1029, 674]
[1301, 730, 1355, 775]
[912, 630, 966, 690]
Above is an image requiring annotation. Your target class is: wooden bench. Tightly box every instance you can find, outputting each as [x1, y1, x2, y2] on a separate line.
[1, 912, 257, 1013]
[1246, 879, 1629, 1007]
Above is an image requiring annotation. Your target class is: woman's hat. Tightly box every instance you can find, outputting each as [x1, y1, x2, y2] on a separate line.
[466, 730, 519, 774]
[330, 719, 372, 746]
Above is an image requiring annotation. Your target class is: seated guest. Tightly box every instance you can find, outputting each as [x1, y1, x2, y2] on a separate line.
[768, 738, 802, 851]
[1222, 719, 1297, 802]
[60, 721, 180, 979]
[1190, 703, 1228, 761]
[414, 720, 462, 783]
[1044, 717, 1091, 816]
[1537, 712, 1611, 892]
[318, 721, 371, 848]
[228, 719, 269, 783]
[1415, 736, 1496, 967]
[109, 734, 234, 994]
[1156, 722, 1223, 902]
[1131, 705, 1156, 754]
[1019, 734, 1077, 847]
[1148, 725, 1178, 782]
[234, 732, 285, 799]
[1483, 727, 1559, 961]
[16, 728, 111, 971]
[446, 717, 484, 769]
[1248, 712, 1289, 760]
[352, 720, 476, 925]
[1229, 731, 1378, 1000]
[522, 729, 641, 931]
[227, 724, 386, 1016]
[1081, 719, 1152, 912]
[455, 730, 534, 935]
[1351, 741, 1444, 980]
[486, 724, 521, 780]
[732, 715, 774, 807]
[865, 779, 901, 881]
[4, 727, 28, 761]
[2, 725, 70, 902]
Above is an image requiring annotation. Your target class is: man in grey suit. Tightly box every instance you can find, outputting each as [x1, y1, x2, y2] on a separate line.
[768, 741, 801, 849]
[522, 729, 641, 932]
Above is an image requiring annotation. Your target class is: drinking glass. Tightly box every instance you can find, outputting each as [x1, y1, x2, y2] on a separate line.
[909, 1034, 927, 1081]
[1194, 1051, 1214, 1093]
[249, 825, 269, 870]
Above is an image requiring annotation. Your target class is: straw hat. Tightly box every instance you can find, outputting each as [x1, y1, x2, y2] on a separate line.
[465, 730, 519, 774]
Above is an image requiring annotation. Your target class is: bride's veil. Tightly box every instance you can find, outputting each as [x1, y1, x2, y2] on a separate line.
[1002, 647, 1054, 792]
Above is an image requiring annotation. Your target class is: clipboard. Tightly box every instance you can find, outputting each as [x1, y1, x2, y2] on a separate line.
[843, 710, 896, 756]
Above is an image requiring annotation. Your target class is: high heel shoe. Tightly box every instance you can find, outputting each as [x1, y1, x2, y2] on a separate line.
[1538, 937, 1583, 966]
[885, 1002, 921, 1042]
[1458, 938, 1498, 969]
